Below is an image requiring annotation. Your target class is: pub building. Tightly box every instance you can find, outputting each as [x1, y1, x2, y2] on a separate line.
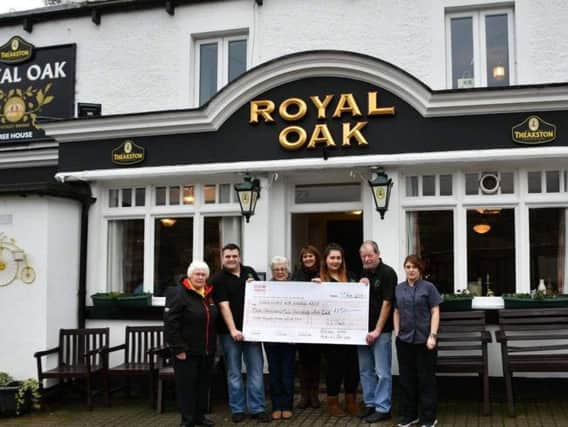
[1, 0, 568, 381]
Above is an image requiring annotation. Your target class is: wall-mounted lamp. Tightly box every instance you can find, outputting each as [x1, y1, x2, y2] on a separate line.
[492, 65, 506, 81]
[473, 223, 491, 234]
[77, 102, 102, 118]
[234, 175, 261, 223]
[368, 167, 393, 220]
[160, 218, 177, 227]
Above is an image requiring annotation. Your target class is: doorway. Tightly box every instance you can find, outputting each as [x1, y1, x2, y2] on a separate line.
[291, 212, 363, 275]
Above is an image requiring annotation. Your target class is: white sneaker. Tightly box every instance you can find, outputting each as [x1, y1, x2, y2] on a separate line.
[397, 418, 419, 427]
[420, 420, 438, 427]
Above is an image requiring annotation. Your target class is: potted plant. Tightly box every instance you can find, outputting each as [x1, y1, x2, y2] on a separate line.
[503, 291, 568, 308]
[0, 372, 40, 416]
[91, 292, 152, 314]
[440, 289, 473, 311]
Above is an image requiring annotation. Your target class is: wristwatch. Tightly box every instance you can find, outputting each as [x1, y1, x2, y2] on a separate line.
[429, 333, 438, 339]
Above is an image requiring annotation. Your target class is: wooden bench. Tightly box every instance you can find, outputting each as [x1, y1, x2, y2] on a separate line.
[34, 328, 110, 410]
[436, 311, 492, 415]
[106, 325, 164, 407]
[496, 307, 568, 416]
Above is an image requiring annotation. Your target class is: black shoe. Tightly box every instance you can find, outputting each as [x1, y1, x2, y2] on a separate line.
[251, 411, 271, 423]
[397, 416, 419, 427]
[358, 407, 375, 419]
[196, 416, 215, 426]
[231, 413, 246, 423]
[365, 411, 392, 423]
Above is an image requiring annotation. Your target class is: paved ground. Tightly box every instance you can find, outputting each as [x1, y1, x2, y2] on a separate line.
[1, 378, 567, 426]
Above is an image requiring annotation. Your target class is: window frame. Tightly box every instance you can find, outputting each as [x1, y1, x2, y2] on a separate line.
[194, 33, 249, 106]
[445, 7, 516, 89]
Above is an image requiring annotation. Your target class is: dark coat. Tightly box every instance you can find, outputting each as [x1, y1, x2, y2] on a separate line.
[164, 281, 218, 356]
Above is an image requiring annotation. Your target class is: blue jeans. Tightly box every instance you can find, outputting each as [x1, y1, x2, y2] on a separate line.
[264, 343, 296, 411]
[357, 332, 392, 413]
[220, 334, 266, 414]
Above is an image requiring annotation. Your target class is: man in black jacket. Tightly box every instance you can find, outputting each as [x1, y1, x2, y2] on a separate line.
[210, 243, 269, 423]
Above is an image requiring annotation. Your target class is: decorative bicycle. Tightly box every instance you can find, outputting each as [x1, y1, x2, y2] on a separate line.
[0, 233, 36, 287]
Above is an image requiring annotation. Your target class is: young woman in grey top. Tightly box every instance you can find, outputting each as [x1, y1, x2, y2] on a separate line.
[393, 255, 442, 427]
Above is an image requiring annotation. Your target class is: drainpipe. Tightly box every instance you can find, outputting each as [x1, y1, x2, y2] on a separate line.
[77, 187, 96, 328]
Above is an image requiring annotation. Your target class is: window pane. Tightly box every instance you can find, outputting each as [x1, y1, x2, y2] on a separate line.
[439, 175, 452, 196]
[169, 186, 180, 205]
[546, 171, 560, 193]
[121, 188, 132, 207]
[406, 176, 419, 197]
[500, 172, 514, 194]
[422, 175, 436, 196]
[109, 189, 119, 208]
[183, 185, 195, 205]
[465, 173, 478, 195]
[135, 188, 145, 206]
[467, 208, 515, 295]
[528, 171, 542, 193]
[219, 184, 231, 203]
[199, 42, 218, 105]
[295, 184, 361, 203]
[204, 216, 242, 276]
[451, 17, 474, 89]
[228, 39, 247, 82]
[156, 186, 166, 205]
[486, 14, 509, 87]
[530, 208, 566, 293]
[407, 211, 454, 293]
[154, 217, 193, 296]
[204, 185, 216, 204]
[107, 219, 144, 294]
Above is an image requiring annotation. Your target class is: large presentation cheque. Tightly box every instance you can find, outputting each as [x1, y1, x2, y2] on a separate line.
[242, 281, 369, 345]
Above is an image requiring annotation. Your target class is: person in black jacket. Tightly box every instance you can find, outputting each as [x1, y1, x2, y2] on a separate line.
[291, 245, 323, 409]
[164, 260, 218, 427]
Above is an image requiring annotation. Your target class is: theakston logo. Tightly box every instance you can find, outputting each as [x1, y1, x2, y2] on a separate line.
[112, 140, 145, 165]
[0, 36, 33, 65]
[512, 115, 556, 145]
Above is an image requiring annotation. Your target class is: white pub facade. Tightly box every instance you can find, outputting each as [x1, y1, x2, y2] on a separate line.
[1, 0, 568, 379]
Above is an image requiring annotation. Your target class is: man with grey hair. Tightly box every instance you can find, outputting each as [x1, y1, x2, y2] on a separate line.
[357, 240, 397, 423]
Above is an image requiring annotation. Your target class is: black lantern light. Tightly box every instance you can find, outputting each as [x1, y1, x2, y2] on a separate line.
[234, 175, 261, 223]
[368, 167, 393, 220]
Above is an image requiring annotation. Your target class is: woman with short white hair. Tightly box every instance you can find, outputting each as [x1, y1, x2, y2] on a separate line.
[164, 260, 218, 427]
[264, 255, 297, 420]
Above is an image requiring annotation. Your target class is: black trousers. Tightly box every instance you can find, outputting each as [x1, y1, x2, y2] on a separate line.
[173, 354, 214, 426]
[325, 344, 359, 395]
[396, 338, 437, 423]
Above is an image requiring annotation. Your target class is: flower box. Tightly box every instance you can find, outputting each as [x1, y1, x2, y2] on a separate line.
[91, 293, 152, 315]
[503, 296, 568, 309]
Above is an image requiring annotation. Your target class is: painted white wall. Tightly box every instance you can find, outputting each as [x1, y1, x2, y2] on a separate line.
[0, 196, 80, 379]
[0, 0, 566, 117]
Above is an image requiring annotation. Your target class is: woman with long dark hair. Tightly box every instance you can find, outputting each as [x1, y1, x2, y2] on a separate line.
[394, 255, 442, 427]
[319, 243, 359, 417]
[291, 245, 323, 409]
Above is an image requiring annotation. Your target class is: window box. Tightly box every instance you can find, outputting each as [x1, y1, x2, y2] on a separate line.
[91, 293, 152, 312]
[503, 294, 568, 309]
[440, 294, 473, 311]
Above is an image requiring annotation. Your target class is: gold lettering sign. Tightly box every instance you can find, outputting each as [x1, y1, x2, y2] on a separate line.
[249, 90, 395, 152]
[512, 115, 556, 145]
[112, 139, 145, 165]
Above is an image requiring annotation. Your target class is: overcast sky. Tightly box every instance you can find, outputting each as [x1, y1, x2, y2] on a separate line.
[0, 0, 45, 14]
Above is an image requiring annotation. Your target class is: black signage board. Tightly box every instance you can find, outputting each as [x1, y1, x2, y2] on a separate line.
[0, 38, 76, 144]
[58, 76, 567, 172]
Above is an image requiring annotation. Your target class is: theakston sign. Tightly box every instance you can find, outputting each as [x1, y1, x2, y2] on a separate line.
[0, 36, 76, 144]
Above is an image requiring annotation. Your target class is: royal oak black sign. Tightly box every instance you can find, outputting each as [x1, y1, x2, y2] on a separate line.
[0, 36, 76, 144]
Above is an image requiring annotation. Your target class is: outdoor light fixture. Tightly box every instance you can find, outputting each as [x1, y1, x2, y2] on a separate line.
[234, 175, 261, 223]
[160, 218, 177, 227]
[368, 167, 393, 220]
[473, 223, 491, 234]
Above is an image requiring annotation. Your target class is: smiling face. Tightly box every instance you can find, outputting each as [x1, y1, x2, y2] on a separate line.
[271, 263, 288, 281]
[222, 249, 241, 273]
[301, 251, 317, 269]
[189, 268, 208, 288]
[404, 261, 421, 283]
[360, 243, 380, 270]
[325, 250, 343, 273]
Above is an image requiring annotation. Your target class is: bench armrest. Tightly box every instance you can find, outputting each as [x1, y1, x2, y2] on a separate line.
[495, 330, 507, 343]
[481, 330, 492, 343]
[148, 345, 169, 370]
[34, 346, 59, 359]
[106, 343, 126, 354]
[83, 345, 109, 370]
